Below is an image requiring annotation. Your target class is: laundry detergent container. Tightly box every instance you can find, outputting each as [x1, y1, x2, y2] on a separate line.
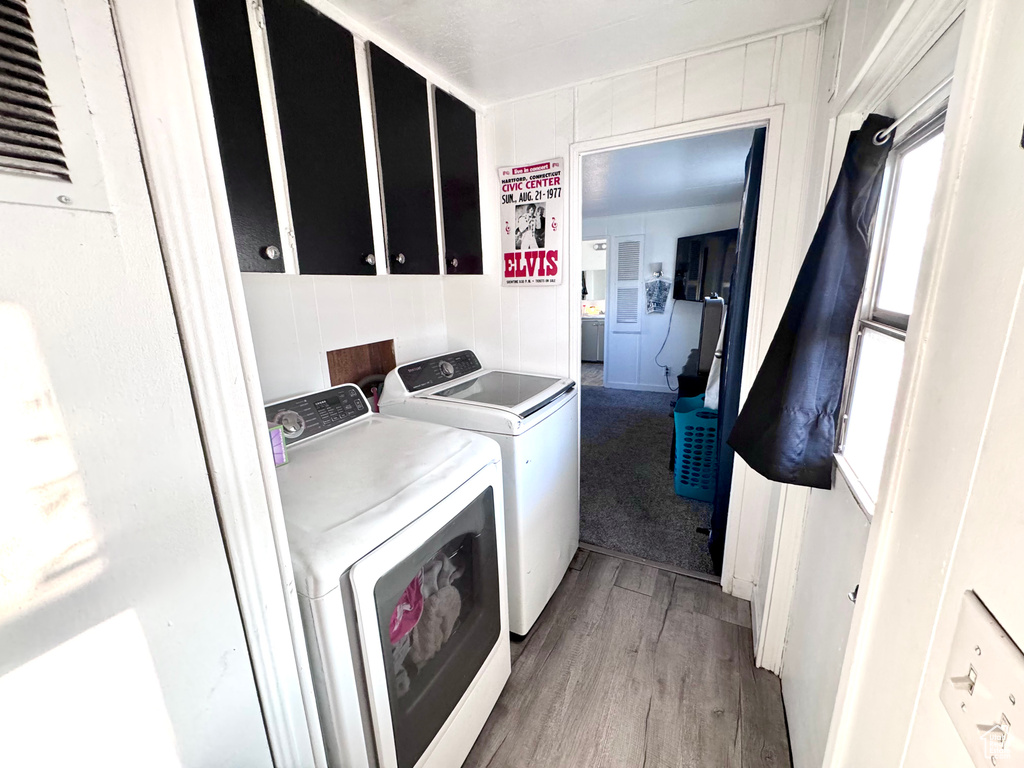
[673, 395, 718, 502]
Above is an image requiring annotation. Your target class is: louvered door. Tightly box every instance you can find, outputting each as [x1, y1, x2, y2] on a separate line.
[611, 235, 644, 334]
[0, 0, 69, 181]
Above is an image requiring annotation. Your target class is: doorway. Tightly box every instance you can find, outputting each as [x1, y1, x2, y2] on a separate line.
[581, 237, 608, 386]
[573, 126, 766, 577]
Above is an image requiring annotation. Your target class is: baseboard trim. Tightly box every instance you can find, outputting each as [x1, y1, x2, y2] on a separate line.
[729, 577, 754, 601]
[602, 382, 675, 393]
[578, 542, 721, 585]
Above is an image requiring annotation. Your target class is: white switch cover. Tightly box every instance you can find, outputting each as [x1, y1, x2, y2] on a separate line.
[940, 591, 1024, 766]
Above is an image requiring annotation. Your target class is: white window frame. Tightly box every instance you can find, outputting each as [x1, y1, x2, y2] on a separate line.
[835, 108, 947, 516]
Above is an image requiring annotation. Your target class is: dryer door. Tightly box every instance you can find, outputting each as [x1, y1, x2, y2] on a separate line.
[350, 463, 505, 768]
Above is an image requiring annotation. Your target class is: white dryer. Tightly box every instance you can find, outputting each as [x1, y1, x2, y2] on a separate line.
[266, 384, 509, 768]
[378, 351, 579, 635]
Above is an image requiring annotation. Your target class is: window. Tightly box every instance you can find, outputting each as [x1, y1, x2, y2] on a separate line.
[836, 112, 946, 511]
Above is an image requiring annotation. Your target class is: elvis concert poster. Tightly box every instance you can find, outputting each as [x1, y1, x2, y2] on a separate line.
[499, 158, 563, 286]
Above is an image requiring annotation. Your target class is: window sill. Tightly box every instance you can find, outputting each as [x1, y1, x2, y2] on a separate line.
[834, 453, 876, 522]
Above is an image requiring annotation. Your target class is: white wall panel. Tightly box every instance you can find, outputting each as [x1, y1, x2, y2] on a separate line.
[514, 93, 558, 159]
[442, 277, 475, 354]
[553, 87, 575, 163]
[291, 276, 330, 392]
[469, 277, 504, 369]
[499, 285, 522, 370]
[757, 29, 817, 359]
[243, 272, 452, 402]
[243, 274, 325, 401]
[610, 69, 658, 136]
[391, 275, 448, 363]
[576, 78, 614, 141]
[654, 59, 687, 127]
[313, 276, 357, 353]
[349, 276, 395, 344]
[834, 0, 905, 100]
[388, 276, 419, 343]
[683, 47, 747, 121]
[491, 101, 516, 166]
[518, 288, 559, 373]
[742, 39, 778, 110]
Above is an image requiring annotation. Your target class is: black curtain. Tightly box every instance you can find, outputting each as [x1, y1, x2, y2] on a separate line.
[709, 128, 766, 574]
[727, 114, 895, 490]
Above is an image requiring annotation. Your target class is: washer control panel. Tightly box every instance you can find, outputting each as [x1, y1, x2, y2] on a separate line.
[265, 384, 370, 446]
[397, 350, 481, 392]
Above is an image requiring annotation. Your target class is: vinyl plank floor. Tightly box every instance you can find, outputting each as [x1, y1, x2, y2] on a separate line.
[464, 550, 790, 768]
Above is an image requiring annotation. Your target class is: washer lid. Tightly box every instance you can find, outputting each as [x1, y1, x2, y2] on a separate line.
[276, 414, 499, 596]
[432, 370, 562, 409]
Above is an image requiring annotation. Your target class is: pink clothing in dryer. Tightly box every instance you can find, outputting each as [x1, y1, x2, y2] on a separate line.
[389, 572, 423, 644]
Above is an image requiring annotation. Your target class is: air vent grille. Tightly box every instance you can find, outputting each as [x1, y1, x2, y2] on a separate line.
[617, 239, 641, 281]
[0, 0, 70, 181]
[616, 287, 639, 325]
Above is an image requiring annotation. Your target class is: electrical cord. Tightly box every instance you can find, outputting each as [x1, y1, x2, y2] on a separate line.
[655, 299, 678, 392]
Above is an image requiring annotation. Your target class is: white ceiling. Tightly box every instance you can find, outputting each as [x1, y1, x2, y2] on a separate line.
[327, 0, 829, 104]
[582, 128, 755, 218]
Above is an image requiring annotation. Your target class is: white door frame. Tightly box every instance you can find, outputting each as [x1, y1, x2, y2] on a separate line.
[110, 1, 325, 765]
[567, 105, 785, 597]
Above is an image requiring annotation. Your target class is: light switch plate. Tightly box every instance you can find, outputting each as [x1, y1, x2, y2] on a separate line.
[940, 591, 1024, 766]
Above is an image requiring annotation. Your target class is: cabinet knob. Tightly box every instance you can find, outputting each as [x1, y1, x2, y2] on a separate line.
[261, 245, 281, 260]
[364, 254, 376, 266]
[449, 257, 459, 269]
[395, 253, 406, 265]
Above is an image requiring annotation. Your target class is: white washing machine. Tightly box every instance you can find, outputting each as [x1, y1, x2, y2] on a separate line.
[266, 384, 509, 768]
[378, 351, 579, 635]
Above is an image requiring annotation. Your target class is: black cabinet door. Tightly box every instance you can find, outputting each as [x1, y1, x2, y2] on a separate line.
[369, 45, 439, 275]
[263, 0, 375, 275]
[434, 89, 483, 275]
[194, 0, 283, 273]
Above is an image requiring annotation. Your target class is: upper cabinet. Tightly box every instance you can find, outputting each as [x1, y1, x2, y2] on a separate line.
[263, 0, 376, 275]
[196, 0, 484, 277]
[368, 44, 439, 275]
[194, 0, 284, 273]
[434, 89, 483, 275]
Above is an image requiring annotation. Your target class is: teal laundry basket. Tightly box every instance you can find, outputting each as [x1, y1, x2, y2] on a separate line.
[674, 395, 719, 502]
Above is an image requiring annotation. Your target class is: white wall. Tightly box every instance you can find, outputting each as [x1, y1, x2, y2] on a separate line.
[242, 273, 449, 402]
[0, 0, 271, 765]
[775, 3, 965, 766]
[583, 203, 741, 391]
[820, 0, 1024, 764]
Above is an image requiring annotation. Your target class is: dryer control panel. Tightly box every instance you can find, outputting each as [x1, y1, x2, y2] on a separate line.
[265, 384, 370, 445]
[397, 350, 482, 392]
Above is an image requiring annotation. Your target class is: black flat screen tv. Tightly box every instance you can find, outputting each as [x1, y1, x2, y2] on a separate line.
[673, 228, 739, 303]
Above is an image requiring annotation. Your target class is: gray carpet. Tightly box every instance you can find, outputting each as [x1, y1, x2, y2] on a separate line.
[580, 385, 715, 575]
